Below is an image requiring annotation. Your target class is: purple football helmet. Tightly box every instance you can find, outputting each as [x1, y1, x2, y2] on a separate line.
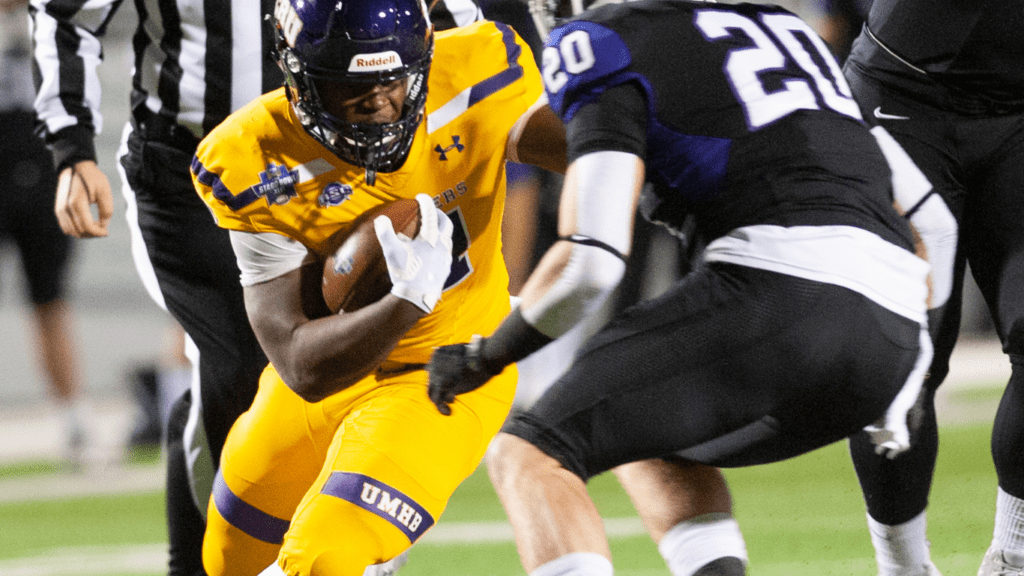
[272, 0, 434, 183]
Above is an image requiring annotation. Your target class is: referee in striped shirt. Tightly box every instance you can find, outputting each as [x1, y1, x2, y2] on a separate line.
[29, 0, 486, 573]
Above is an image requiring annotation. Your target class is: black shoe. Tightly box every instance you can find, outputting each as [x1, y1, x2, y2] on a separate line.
[693, 557, 746, 576]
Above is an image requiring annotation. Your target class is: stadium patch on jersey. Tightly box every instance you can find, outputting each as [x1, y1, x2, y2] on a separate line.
[321, 472, 434, 542]
[212, 470, 290, 544]
[253, 163, 299, 206]
[193, 157, 332, 212]
[319, 182, 354, 207]
[349, 51, 403, 72]
[434, 136, 464, 160]
[426, 22, 523, 134]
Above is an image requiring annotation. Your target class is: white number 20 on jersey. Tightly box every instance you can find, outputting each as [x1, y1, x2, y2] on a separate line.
[696, 10, 861, 128]
[542, 29, 596, 95]
[541, 10, 861, 130]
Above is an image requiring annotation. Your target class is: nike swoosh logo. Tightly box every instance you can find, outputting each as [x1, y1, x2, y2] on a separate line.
[873, 106, 911, 120]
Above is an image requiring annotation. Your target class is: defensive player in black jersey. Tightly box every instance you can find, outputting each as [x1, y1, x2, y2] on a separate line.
[842, 1, 1024, 575]
[427, 1, 937, 574]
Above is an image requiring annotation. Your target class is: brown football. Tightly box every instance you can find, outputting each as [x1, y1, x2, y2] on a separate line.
[322, 199, 422, 313]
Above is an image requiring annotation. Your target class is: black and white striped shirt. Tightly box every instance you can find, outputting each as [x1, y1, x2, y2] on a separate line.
[29, 0, 485, 171]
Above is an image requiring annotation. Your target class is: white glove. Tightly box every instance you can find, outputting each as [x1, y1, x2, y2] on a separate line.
[374, 193, 454, 313]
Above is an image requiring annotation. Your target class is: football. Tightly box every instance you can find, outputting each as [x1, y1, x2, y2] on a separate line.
[322, 199, 422, 313]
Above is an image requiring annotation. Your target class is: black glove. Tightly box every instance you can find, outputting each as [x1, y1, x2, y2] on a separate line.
[427, 335, 502, 415]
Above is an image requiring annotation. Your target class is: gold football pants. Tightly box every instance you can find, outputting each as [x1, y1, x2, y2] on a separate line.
[203, 362, 516, 576]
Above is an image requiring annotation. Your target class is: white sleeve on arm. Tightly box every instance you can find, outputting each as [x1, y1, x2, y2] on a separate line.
[521, 150, 639, 338]
[870, 126, 957, 309]
[228, 230, 310, 287]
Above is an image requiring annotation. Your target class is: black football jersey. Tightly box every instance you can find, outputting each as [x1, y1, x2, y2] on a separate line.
[866, 0, 1024, 104]
[542, 0, 913, 249]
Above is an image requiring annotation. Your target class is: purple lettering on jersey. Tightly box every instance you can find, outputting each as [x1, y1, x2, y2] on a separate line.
[321, 472, 435, 542]
[212, 470, 291, 544]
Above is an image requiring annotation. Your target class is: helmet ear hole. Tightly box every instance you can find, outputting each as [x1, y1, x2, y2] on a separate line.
[271, 0, 434, 176]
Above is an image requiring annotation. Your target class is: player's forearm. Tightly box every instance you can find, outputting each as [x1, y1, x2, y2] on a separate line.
[508, 98, 568, 175]
[870, 126, 956, 310]
[521, 239, 623, 333]
[274, 295, 425, 402]
[479, 153, 639, 370]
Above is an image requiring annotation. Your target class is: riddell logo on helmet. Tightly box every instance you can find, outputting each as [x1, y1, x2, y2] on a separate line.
[273, 0, 303, 47]
[349, 51, 404, 72]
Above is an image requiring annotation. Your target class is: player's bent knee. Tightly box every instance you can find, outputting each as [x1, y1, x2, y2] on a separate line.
[487, 433, 558, 488]
[485, 432, 524, 482]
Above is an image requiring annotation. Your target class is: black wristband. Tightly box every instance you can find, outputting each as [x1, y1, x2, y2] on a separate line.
[479, 307, 554, 373]
[47, 125, 98, 172]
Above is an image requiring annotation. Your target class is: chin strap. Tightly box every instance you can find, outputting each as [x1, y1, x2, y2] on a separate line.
[364, 146, 378, 186]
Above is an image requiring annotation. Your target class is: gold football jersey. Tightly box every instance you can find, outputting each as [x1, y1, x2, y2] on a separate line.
[193, 21, 543, 364]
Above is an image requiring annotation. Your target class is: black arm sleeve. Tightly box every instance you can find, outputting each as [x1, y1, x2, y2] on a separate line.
[479, 307, 553, 371]
[565, 81, 648, 165]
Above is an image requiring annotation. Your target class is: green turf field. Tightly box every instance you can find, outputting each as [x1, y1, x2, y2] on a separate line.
[0, 420, 996, 575]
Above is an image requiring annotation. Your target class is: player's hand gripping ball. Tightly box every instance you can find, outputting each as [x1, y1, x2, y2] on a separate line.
[321, 198, 422, 313]
[374, 194, 454, 313]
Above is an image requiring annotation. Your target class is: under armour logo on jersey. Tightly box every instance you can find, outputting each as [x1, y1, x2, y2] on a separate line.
[434, 136, 465, 160]
[320, 472, 434, 542]
[253, 162, 299, 206]
[318, 182, 354, 207]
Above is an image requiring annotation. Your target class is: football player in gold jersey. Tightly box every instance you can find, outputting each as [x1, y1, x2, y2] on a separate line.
[190, 0, 565, 573]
